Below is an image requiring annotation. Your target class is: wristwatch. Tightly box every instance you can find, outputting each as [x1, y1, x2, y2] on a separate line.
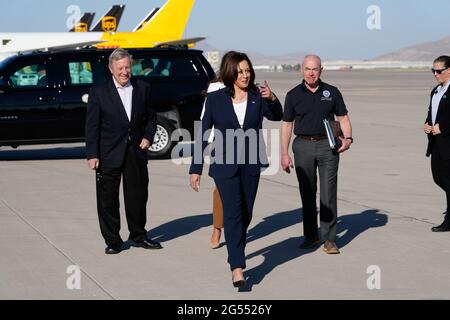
[345, 137, 354, 143]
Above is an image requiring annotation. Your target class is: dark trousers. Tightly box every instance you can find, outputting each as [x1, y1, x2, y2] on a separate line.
[214, 167, 260, 271]
[95, 145, 149, 247]
[293, 137, 339, 241]
[431, 150, 450, 215]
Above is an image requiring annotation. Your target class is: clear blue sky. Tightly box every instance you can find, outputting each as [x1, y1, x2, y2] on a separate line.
[1, 0, 449, 59]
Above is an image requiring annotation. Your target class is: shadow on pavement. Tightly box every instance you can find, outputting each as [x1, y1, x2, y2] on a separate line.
[241, 209, 388, 292]
[336, 209, 388, 249]
[247, 208, 302, 243]
[147, 213, 212, 243]
[144, 206, 387, 292]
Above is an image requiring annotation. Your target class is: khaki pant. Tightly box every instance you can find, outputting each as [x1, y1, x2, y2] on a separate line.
[213, 187, 223, 229]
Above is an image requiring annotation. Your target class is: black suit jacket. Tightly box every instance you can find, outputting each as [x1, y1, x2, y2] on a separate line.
[426, 84, 450, 159]
[85, 78, 157, 168]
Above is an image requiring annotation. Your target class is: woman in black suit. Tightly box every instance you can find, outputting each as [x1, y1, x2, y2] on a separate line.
[424, 55, 450, 232]
[189, 51, 283, 287]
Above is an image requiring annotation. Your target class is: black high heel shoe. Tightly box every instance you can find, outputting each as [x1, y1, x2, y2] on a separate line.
[232, 271, 246, 288]
[233, 278, 246, 288]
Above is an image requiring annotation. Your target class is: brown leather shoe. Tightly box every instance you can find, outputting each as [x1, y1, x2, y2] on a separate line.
[323, 240, 340, 254]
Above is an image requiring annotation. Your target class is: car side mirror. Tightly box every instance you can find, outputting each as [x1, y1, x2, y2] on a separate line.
[0, 77, 11, 92]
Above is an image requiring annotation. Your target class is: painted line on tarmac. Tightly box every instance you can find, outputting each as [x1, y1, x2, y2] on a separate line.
[1, 199, 117, 299]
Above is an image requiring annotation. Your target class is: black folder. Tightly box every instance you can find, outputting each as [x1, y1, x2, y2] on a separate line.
[323, 118, 343, 150]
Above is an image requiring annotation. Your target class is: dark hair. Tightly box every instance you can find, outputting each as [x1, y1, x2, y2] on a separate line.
[210, 51, 238, 83]
[142, 59, 154, 70]
[220, 51, 256, 98]
[206, 52, 238, 97]
[434, 55, 450, 69]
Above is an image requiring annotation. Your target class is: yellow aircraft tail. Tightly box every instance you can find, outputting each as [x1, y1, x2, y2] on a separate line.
[96, 0, 197, 49]
[136, 0, 195, 39]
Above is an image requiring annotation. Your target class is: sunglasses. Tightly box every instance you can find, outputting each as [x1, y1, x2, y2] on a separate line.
[431, 67, 449, 75]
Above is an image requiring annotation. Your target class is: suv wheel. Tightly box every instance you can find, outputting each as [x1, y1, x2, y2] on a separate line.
[148, 117, 175, 159]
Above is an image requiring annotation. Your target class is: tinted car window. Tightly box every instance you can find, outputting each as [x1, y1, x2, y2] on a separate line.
[58, 55, 107, 86]
[68, 61, 93, 85]
[132, 56, 199, 78]
[10, 64, 47, 88]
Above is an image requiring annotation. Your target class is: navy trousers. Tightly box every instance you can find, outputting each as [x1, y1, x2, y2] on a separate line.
[214, 167, 260, 270]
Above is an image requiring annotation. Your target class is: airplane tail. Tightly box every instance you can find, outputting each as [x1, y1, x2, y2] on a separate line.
[136, 0, 195, 39]
[91, 5, 125, 32]
[133, 8, 159, 32]
[70, 13, 95, 32]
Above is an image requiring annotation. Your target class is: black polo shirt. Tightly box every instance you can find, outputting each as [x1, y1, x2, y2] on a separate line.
[283, 80, 348, 136]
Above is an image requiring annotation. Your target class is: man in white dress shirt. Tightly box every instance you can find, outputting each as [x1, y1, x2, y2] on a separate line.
[86, 49, 162, 254]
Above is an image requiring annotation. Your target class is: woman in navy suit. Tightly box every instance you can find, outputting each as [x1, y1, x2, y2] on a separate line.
[189, 51, 283, 287]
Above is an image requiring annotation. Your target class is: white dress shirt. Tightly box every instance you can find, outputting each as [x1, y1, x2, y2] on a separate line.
[233, 100, 247, 128]
[432, 81, 450, 125]
[112, 76, 133, 121]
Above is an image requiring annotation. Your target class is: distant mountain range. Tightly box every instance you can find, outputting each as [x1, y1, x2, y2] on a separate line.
[196, 42, 309, 65]
[374, 36, 450, 61]
[197, 35, 450, 64]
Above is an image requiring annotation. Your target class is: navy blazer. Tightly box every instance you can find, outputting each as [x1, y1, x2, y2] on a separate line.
[85, 78, 157, 168]
[426, 84, 450, 159]
[189, 87, 283, 178]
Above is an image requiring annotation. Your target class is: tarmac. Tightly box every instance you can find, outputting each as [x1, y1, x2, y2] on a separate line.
[1, 70, 449, 300]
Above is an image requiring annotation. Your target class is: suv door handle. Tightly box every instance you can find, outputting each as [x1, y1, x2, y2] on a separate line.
[39, 95, 56, 102]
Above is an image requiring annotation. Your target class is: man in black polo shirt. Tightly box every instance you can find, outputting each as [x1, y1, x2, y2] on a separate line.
[281, 54, 353, 254]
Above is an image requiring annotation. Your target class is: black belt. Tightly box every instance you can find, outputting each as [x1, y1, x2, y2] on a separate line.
[297, 135, 327, 142]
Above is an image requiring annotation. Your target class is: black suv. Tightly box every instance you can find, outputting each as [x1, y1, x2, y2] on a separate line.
[0, 48, 215, 157]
